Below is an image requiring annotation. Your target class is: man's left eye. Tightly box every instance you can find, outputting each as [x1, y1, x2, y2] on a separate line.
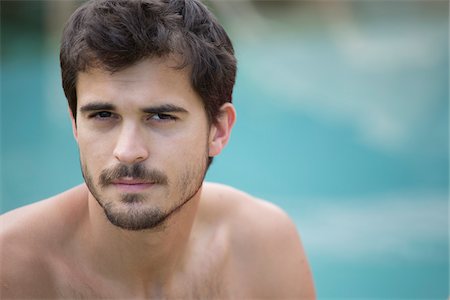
[150, 114, 176, 121]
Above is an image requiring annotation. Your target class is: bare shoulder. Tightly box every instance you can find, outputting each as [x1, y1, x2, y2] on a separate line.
[202, 182, 316, 299]
[0, 184, 88, 297]
[1, 184, 88, 240]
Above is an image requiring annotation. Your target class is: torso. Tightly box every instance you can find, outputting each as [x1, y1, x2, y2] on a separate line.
[1, 183, 315, 299]
[1, 184, 237, 298]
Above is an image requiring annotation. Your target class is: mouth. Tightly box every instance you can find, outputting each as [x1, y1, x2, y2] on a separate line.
[110, 178, 156, 192]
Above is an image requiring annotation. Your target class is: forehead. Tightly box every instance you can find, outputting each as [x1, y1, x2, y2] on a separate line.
[76, 57, 200, 110]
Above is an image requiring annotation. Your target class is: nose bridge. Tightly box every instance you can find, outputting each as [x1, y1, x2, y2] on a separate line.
[114, 120, 148, 164]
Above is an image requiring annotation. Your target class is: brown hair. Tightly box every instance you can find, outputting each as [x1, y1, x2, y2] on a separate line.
[60, 0, 237, 125]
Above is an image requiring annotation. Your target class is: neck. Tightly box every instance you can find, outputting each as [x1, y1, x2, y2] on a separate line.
[81, 185, 202, 288]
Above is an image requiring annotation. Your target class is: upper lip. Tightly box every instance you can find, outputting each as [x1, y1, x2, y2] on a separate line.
[111, 178, 153, 185]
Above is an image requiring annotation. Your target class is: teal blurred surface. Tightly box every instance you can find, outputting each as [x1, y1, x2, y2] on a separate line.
[1, 1, 448, 298]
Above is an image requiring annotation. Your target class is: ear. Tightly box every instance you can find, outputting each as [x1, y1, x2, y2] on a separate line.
[208, 103, 236, 157]
[69, 107, 78, 142]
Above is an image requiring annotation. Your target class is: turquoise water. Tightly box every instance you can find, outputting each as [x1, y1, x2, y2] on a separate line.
[1, 1, 448, 298]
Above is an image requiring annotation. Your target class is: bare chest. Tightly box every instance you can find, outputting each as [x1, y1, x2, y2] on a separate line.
[55, 262, 234, 299]
[52, 245, 233, 299]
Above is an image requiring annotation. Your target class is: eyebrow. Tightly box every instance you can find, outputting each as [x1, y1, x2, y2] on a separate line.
[141, 104, 188, 114]
[79, 102, 116, 113]
[79, 102, 188, 114]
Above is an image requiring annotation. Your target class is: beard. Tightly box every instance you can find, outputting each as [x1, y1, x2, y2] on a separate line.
[81, 151, 209, 231]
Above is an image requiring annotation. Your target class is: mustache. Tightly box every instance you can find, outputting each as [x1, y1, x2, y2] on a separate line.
[99, 163, 168, 187]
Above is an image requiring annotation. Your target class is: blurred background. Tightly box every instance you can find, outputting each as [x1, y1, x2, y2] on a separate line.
[1, 0, 448, 298]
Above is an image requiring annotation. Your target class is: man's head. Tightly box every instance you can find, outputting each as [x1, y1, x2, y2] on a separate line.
[60, 0, 237, 231]
[60, 0, 237, 125]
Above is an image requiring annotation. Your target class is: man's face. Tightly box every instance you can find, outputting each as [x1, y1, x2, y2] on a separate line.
[74, 58, 211, 231]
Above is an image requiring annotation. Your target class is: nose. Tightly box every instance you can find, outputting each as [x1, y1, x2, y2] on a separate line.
[113, 123, 149, 164]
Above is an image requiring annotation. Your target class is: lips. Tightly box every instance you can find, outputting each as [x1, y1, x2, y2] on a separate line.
[112, 178, 152, 185]
[110, 177, 155, 192]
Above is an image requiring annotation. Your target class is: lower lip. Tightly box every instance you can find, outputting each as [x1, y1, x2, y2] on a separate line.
[112, 183, 155, 192]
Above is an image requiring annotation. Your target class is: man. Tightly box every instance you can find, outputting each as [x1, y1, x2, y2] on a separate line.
[1, 0, 315, 298]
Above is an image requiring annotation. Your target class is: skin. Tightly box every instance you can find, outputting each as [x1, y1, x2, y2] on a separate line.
[0, 58, 316, 299]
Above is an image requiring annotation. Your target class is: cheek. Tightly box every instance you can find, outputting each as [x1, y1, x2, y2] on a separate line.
[161, 137, 202, 161]
[77, 132, 113, 170]
[158, 129, 209, 168]
[175, 126, 209, 155]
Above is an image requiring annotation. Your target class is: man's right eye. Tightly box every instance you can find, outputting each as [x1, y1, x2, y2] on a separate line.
[90, 111, 113, 119]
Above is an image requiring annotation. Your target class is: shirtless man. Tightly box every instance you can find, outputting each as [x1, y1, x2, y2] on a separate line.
[0, 0, 315, 298]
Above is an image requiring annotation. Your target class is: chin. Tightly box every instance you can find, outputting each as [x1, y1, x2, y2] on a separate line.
[103, 201, 169, 231]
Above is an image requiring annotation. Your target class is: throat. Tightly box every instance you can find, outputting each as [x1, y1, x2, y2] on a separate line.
[84, 188, 202, 283]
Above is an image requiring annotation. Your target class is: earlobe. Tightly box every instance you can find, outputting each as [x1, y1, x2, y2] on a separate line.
[69, 108, 78, 142]
[208, 103, 236, 157]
